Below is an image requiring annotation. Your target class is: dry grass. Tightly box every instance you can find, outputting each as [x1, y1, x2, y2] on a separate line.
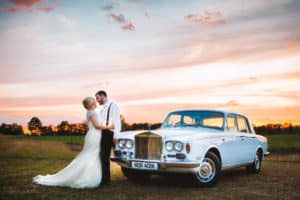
[0, 135, 299, 200]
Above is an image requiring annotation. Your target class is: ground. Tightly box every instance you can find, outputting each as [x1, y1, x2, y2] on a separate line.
[0, 134, 299, 200]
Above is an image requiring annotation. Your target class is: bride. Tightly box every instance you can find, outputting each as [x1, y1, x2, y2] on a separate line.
[32, 97, 113, 188]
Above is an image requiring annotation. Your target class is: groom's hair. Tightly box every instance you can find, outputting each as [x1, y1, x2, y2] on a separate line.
[95, 90, 107, 97]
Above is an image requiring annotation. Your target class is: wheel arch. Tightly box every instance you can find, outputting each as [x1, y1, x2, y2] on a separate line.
[205, 147, 222, 167]
[256, 146, 263, 158]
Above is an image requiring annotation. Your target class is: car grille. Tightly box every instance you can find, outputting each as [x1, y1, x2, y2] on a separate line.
[135, 132, 162, 160]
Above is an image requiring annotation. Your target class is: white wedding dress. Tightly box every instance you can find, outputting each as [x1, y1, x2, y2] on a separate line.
[33, 110, 102, 188]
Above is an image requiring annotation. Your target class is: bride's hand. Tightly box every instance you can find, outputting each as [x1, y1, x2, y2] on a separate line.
[106, 124, 114, 130]
[98, 125, 106, 130]
[89, 115, 115, 130]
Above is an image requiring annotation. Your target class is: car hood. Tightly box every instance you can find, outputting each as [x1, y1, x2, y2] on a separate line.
[118, 127, 224, 141]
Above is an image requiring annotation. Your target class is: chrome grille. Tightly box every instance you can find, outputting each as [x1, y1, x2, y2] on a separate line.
[135, 132, 162, 160]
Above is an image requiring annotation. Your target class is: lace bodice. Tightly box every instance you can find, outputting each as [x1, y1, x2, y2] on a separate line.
[86, 110, 102, 130]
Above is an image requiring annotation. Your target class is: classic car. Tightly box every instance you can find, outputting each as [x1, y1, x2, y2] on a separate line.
[111, 109, 269, 186]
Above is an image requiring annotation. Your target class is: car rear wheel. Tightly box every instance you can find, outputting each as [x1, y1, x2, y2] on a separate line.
[121, 167, 151, 182]
[193, 151, 221, 187]
[246, 150, 262, 173]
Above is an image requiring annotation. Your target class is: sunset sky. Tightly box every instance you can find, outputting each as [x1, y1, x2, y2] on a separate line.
[0, 0, 299, 126]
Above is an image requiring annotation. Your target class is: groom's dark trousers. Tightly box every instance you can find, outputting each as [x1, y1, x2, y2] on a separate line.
[101, 130, 113, 184]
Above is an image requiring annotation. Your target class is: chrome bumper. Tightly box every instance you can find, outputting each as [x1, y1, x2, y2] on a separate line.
[264, 151, 270, 157]
[111, 157, 200, 173]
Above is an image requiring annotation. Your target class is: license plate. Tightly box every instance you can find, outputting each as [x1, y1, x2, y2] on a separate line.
[132, 161, 158, 170]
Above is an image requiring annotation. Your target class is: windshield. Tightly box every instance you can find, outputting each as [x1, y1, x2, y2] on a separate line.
[161, 111, 224, 130]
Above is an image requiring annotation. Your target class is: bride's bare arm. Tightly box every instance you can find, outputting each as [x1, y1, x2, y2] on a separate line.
[89, 115, 111, 130]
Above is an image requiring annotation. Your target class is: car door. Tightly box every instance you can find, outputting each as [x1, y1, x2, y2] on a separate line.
[219, 114, 244, 167]
[236, 115, 257, 163]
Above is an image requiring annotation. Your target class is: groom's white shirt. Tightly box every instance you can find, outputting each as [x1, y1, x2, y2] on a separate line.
[100, 100, 121, 139]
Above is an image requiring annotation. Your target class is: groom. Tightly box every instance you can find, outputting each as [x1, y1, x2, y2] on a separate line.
[95, 90, 121, 185]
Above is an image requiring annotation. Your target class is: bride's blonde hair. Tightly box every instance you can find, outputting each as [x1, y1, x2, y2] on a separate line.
[82, 97, 95, 109]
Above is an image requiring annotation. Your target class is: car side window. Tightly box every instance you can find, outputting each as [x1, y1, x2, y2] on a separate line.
[237, 116, 250, 133]
[183, 115, 195, 125]
[168, 114, 181, 126]
[202, 117, 224, 129]
[226, 115, 238, 132]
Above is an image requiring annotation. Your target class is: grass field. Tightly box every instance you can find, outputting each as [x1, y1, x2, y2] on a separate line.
[267, 134, 300, 152]
[8, 135, 85, 145]
[7, 134, 300, 153]
[0, 134, 300, 200]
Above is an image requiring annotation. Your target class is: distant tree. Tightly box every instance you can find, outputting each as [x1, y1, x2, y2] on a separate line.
[41, 126, 53, 135]
[70, 123, 88, 135]
[0, 123, 23, 135]
[10, 123, 24, 135]
[0, 123, 7, 134]
[131, 123, 149, 130]
[254, 123, 300, 135]
[28, 117, 43, 135]
[121, 115, 131, 131]
[151, 123, 162, 130]
[57, 121, 72, 135]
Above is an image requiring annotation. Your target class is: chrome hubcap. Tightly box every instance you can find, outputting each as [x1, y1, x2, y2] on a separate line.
[197, 158, 216, 183]
[255, 154, 260, 169]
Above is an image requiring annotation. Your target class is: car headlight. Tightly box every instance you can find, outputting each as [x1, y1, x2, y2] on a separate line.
[165, 141, 174, 151]
[125, 140, 133, 149]
[118, 139, 126, 149]
[174, 142, 183, 152]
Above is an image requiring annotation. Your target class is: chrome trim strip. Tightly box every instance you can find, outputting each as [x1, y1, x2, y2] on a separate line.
[111, 157, 200, 169]
[222, 162, 253, 170]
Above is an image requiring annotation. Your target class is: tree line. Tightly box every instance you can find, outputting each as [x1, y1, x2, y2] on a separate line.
[0, 116, 299, 136]
[0, 115, 162, 136]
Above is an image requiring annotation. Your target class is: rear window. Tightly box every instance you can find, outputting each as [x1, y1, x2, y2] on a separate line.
[237, 116, 250, 133]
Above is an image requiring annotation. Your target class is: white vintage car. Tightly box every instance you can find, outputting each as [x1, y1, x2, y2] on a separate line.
[111, 109, 269, 186]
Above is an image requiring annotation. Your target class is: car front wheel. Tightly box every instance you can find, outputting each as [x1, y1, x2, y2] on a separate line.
[193, 151, 221, 187]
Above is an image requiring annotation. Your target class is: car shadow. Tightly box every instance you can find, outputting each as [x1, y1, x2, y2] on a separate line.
[114, 167, 255, 188]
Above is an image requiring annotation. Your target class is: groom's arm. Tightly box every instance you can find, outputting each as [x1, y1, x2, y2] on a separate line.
[111, 103, 121, 140]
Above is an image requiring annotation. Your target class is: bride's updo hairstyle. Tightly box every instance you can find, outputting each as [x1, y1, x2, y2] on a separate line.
[82, 97, 95, 109]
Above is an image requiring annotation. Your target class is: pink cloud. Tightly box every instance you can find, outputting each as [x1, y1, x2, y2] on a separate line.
[9, 0, 42, 7]
[185, 10, 225, 25]
[121, 22, 135, 31]
[226, 100, 239, 106]
[37, 6, 53, 13]
[0, 7, 24, 13]
[106, 13, 135, 31]
[204, 9, 222, 17]
[185, 14, 203, 22]
[1, 0, 58, 13]
[108, 13, 126, 23]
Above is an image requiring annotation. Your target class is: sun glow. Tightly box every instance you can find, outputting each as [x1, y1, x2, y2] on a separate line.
[0, 0, 299, 125]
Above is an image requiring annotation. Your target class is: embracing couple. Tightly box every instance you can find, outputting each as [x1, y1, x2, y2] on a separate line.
[33, 90, 121, 188]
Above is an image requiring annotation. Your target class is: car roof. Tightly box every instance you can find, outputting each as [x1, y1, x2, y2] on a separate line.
[169, 109, 248, 118]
